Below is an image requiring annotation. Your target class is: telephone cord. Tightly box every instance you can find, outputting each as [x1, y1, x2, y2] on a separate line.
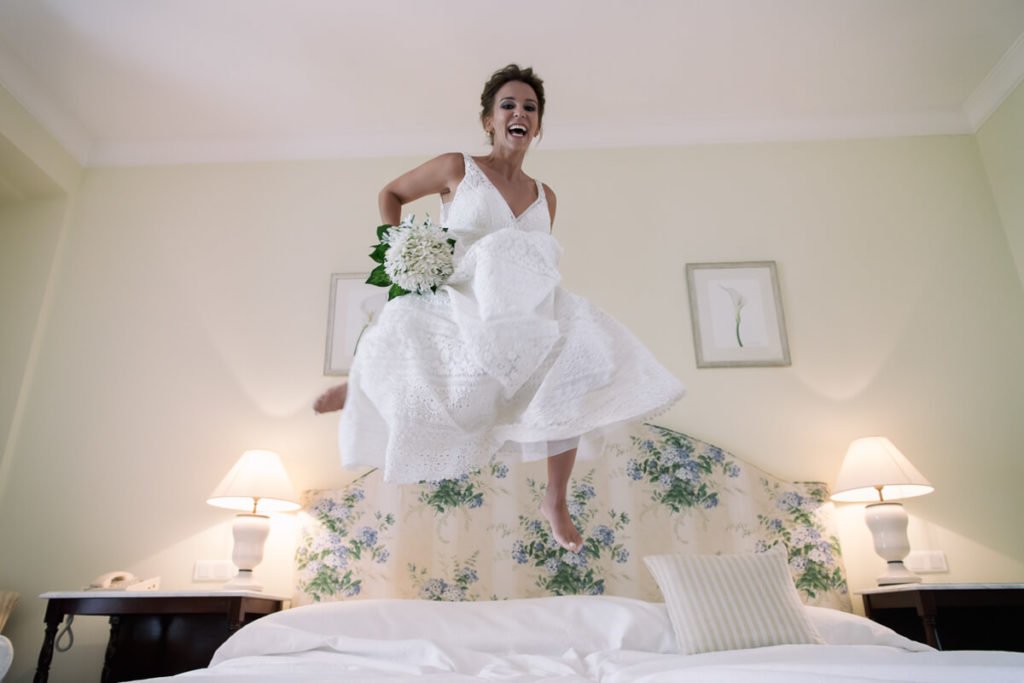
[55, 615, 74, 652]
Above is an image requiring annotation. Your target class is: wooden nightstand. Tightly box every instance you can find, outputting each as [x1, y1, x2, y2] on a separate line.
[859, 583, 1024, 651]
[36, 590, 286, 682]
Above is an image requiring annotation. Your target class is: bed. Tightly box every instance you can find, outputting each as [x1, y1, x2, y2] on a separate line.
[133, 595, 1024, 681]
[136, 423, 1024, 682]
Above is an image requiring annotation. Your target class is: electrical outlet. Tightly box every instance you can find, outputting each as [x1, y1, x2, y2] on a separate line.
[905, 550, 949, 574]
[193, 560, 236, 582]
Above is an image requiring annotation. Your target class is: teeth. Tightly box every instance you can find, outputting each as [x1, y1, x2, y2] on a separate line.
[509, 125, 527, 136]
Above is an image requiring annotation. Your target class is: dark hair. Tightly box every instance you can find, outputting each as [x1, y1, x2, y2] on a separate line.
[480, 64, 545, 141]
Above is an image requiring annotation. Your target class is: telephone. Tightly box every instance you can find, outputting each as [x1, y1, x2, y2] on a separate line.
[86, 572, 161, 591]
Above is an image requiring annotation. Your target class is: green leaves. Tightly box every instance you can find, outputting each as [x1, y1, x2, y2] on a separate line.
[417, 475, 485, 514]
[369, 242, 389, 264]
[366, 264, 390, 287]
[367, 263, 412, 298]
[376, 223, 392, 241]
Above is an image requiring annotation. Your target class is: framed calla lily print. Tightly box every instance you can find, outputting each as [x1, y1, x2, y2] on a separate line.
[685, 261, 791, 368]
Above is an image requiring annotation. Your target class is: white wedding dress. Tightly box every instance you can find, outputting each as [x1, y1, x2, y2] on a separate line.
[339, 154, 685, 483]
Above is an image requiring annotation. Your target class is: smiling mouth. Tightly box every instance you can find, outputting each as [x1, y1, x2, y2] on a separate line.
[508, 124, 528, 137]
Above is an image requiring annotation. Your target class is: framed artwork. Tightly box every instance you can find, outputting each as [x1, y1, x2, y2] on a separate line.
[323, 273, 388, 376]
[685, 261, 791, 368]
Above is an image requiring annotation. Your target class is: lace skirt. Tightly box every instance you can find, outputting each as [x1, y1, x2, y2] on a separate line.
[338, 230, 685, 483]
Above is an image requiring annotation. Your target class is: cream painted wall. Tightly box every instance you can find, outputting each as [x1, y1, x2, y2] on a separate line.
[977, 81, 1024, 292]
[0, 198, 67, 467]
[0, 82, 78, 496]
[0, 86, 81, 195]
[1, 136, 1023, 680]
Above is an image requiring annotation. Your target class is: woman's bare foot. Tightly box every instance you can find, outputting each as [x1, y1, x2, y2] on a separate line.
[541, 494, 584, 553]
[313, 383, 348, 413]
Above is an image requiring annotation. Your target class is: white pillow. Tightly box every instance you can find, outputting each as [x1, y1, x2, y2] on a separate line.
[805, 605, 933, 651]
[214, 595, 677, 664]
[644, 547, 824, 655]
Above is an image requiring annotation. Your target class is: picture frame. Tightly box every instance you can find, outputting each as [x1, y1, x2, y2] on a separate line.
[685, 261, 791, 368]
[323, 273, 388, 376]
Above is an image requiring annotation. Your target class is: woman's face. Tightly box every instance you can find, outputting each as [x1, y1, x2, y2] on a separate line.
[485, 81, 540, 149]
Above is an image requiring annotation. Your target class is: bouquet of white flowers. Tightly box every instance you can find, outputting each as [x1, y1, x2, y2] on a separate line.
[366, 214, 456, 300]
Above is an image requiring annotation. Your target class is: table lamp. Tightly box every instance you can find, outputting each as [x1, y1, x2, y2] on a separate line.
[831, 436, 934, 586]
[207, 449, 300, 591]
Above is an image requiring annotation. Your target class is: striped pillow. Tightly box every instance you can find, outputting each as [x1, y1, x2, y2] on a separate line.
[644, 548, 824, 654]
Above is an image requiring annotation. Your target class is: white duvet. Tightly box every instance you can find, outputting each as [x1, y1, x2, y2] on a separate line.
[132, 596, 1024, 682]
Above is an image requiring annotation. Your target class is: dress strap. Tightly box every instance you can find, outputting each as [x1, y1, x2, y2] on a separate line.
[462, 153, 485, 186]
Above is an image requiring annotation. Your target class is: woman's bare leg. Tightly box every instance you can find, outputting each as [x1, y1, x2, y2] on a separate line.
[541, 448, 584, 552]
[313, 382, 348, 413]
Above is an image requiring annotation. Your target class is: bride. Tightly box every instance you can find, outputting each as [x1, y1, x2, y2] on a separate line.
[316, 64, 684, 551]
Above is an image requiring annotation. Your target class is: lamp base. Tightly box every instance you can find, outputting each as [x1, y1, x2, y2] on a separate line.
[865, 502, 923, 586]
[877, 560, 923, 586]
[224, 513, 270, 593]
[223, 569, 264, 592]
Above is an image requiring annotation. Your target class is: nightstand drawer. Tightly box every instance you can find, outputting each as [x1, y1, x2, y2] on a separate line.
[859, 584, 1024, 651]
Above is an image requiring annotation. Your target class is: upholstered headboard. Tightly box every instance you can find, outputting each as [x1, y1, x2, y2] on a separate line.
[295, 423, 851, 611]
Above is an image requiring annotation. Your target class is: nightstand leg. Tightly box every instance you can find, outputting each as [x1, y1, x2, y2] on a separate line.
[33, 616, 60, 683]
[100, 615, 122, 683]
[917, 593, 943, 650]
[923, 614, 943, 650]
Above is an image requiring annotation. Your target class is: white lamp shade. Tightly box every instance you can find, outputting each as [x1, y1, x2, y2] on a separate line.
[831, 437, 934, 502]
[207, 449, 300, 513]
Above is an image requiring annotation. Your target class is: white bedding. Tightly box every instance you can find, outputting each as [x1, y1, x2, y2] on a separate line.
[0, 634, 12, 680]
[132, 596, 1024, 682]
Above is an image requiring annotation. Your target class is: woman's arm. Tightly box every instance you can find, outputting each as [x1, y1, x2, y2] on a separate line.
[378, 153, 464, 225]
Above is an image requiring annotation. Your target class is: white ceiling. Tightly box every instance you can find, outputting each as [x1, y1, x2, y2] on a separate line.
[1, 0, 1023, 167]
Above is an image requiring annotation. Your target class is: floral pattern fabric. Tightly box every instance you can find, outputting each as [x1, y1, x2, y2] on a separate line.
[296, 423, 851, 611]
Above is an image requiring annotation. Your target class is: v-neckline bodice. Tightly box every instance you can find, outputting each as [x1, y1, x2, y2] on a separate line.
[465, 155, 543, 221]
